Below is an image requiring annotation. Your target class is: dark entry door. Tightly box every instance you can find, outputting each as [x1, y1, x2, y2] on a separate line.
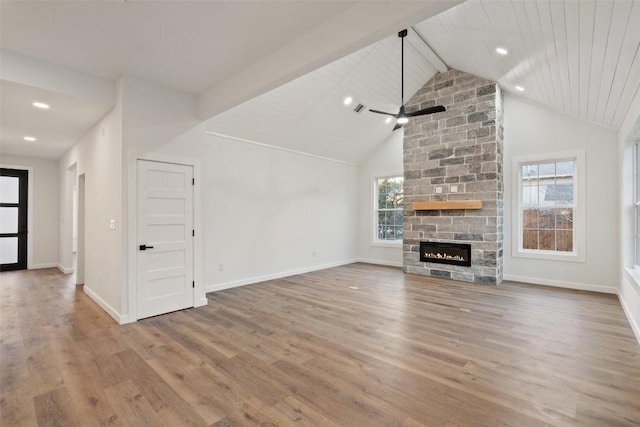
[1, 168, 28, 271]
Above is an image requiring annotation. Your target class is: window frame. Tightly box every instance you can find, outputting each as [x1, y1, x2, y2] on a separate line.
[372, 174, 404, 247]
[512, 151, 586, 263]
[634, 143, 640, 268]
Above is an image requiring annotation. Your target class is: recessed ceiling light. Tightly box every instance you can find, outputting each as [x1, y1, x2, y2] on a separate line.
[343, 96, 353, 106]
[385, 117, 392, 124]
[515, 86, 525, 92]
[495, 47, 508, 56]
[23, 136, 36, 142]
[33, 102, 50, 109]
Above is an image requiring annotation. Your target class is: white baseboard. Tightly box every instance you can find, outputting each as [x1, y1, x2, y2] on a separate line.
[57, 264, 74, 274]
[618, 290, 640, 347]
[196, 297, 208, 307]
[83, 285, 124, 324]
[205, 259, 356, 293]
[503, 274, 616, 294]
[356, 258, 402, 268]
[29, 262, 57, 270]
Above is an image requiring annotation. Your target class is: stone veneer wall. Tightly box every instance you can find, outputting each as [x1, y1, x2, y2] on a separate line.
[403, 69, 504, 284]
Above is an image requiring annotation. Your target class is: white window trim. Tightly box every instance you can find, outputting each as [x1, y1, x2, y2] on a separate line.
[372, 174, 403, 247]
[634, 143, 640, 268]
[511, 150, 586, 263]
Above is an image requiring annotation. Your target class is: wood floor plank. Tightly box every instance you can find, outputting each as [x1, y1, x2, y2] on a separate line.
[33, 387, 77, 427]
[1, 265, 639, 426]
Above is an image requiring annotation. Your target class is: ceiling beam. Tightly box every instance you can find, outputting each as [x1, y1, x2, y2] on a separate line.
[197, 0, 463, 120]
[410, 26, 448, 73]
[1, 50, 115, 104]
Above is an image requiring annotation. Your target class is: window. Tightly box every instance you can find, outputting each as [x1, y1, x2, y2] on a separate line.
[374, 176, 403, 243]
[635, 143, 640, 267]
[513, 151, 585, 262]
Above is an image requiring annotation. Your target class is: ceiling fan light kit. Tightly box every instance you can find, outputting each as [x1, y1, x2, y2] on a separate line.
[369, 29, 446, 131]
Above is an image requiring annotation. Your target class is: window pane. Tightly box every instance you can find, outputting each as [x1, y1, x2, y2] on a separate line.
[636, 144, 640, 202]
[556, 230, 573, 252]
[523, 209, 538, 228]
[0, 207, 18, 234]
[556, 208, 573, 230]
[538, 230, 555, 250]
[523, 182, 538, 206]
[538, 162, 556, 177]
[523, 230, 538, 250]
[520, 159, 576, 255]
[394, 210, 403, 225]
[556, 161, 574, 177]
[0, 177, 19, 204]
[522, 164, 538, 180]
[538, 209, 555, 229]
[0, 237, 18, 264]
[376, 176, 403, 241]
[636, 205, 640, 259]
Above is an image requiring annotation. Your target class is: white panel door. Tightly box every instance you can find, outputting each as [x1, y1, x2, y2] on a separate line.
[137, 160, 194, 319]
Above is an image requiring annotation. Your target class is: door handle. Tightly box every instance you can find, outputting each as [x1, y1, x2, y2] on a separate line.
[139, 244, 154, 251]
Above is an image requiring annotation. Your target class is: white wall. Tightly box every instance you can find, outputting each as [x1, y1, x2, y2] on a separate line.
[59, 80, 124, 320]
[121, 75, 204, 320]
[617, 85, 640, 344]
[503, 94, 618, 292]
[153, 132, 359, 292]
[357, 131, 404, 266]
[1, 154, 59, 268]
[58, 75, 207, 323]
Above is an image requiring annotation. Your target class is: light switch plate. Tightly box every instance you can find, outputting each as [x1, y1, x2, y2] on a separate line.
[451, 185, 458, 193]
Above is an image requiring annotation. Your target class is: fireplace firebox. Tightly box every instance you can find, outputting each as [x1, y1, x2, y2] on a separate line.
[419, 241, 471, 267]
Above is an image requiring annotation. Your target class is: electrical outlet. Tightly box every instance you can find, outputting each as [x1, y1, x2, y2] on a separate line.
[110, 219, 116, 230]
[451, 185, 458, 193]
[435, 186, 443, 194]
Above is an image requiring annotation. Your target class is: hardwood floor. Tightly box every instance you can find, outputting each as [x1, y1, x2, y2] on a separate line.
[1, 264, 639, 426]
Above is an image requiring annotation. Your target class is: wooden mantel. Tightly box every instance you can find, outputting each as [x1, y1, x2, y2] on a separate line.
[411, 200, 483, 211]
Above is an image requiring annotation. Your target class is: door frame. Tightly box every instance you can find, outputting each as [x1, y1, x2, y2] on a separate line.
[125, 154, 205, 324]
[1, 164, 34, 269]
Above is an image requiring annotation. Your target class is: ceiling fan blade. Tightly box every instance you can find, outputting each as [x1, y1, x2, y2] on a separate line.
[369, 109, 398, 117]
[392, 123, 403, 131]
[406, 105, 446, 117]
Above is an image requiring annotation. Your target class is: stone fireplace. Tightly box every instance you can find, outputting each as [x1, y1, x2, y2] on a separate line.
[403, 69, 504, 284]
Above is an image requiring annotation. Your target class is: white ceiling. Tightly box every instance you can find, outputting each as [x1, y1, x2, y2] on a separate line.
[0, 80, 111, 158]
[415, 0, 640, 130]
[1, 0, 639, 162]
[207, 0, 640, 163]
[0, 0, 457, 159]
[0, 1, 355, 95]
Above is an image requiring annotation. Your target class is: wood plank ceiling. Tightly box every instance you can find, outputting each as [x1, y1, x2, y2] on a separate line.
[207, 30, 443, 164]
[415, 0, 640, 130]
[208, 0, 640, 163]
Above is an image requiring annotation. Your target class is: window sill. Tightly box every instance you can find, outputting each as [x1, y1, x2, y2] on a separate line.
[512, 249, 585, 263]
[624, 266, 640, 293]
[372, 241, 402, 248]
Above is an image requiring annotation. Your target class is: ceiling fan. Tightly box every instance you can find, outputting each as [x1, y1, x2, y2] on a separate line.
[369, 29, 446, 131]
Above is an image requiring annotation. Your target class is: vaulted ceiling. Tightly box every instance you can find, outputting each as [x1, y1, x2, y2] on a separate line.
[207, 30, 445, 164]
[416, 0, 640, 130]
[1, 0, 639, 162]
[210, 0, 640, 164]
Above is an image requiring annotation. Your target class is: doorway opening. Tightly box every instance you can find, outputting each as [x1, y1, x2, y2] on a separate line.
[76, 174, 86, 285]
